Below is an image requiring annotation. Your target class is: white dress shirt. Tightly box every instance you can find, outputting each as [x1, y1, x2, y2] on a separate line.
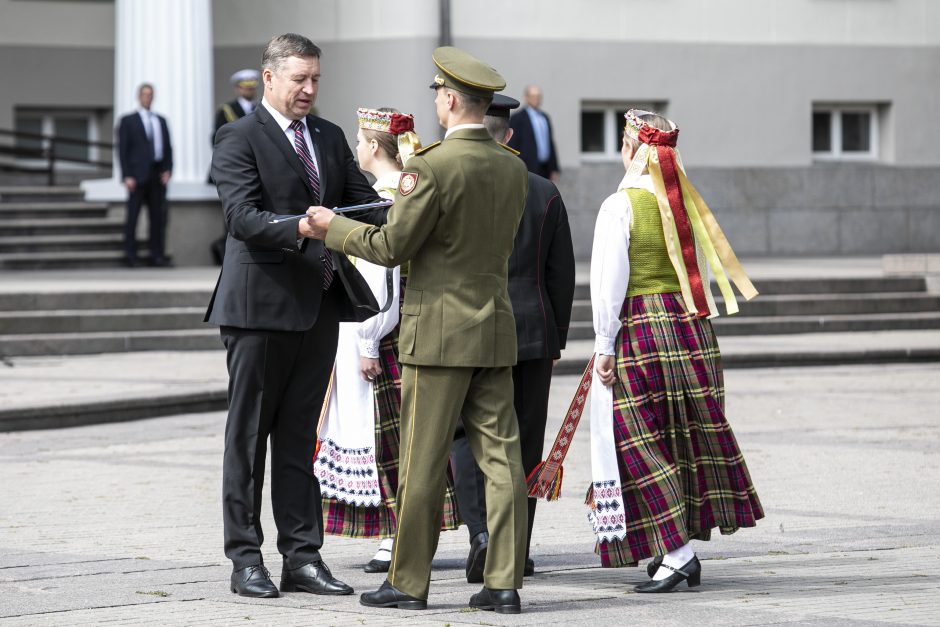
[526, 107, 551, 163]
[137, 108, 163, 162]
[445, 123, 484, 138]
[260, 98, 321, 174]
[237, 97, 254, 115]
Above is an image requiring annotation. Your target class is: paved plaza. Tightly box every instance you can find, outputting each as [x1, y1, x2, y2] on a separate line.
[1, 361, 939, 625]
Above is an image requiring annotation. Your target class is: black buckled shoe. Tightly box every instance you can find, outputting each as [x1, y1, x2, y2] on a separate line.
[646, 555, 663, 578]
[465, 531, 488, 584]
[469, 587, 521, 614]
[634, 556, 701, 593]
[524, 557, 535, 577]
[364, 558, 390, 573]
[231, 564, 279, 598]
[280, 559, 353, 595]
[359, 580, 427, 610]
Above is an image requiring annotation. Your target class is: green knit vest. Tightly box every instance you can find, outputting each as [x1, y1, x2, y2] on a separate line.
[625, 188, 681, 296]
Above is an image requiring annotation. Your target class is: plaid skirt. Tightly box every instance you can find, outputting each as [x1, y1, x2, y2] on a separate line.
[596, 292, 764, 567]
[323, 333, 461, 538]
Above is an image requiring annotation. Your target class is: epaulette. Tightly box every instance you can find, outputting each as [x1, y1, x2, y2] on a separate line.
[497, 141, 519, 155]
[414, 141, 441, 156]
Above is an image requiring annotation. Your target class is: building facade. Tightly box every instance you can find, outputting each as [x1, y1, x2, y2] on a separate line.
[1, 0, 938, 261]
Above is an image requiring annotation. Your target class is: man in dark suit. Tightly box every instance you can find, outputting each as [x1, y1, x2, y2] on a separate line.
[509, 85, 561, 181]
[117, 83, 173, 267]
[508, 85, 560, 181]
[453, 93, 575, 582]
[205, 33, 384, 600]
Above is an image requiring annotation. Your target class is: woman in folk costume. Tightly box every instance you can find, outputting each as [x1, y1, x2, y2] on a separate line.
[313, 108, 460, 574]
[588, 109, 764, 592]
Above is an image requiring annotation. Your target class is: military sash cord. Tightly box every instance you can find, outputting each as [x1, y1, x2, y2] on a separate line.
[526, 355, 594, 500]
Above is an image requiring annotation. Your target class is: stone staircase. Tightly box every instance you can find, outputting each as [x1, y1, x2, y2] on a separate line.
[0, 186, 142, 270]
[1, 271, 938, 363]
[0, 287, 220, 358]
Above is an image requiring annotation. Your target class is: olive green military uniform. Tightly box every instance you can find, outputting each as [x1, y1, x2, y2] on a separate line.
[326, 122, 529, 599]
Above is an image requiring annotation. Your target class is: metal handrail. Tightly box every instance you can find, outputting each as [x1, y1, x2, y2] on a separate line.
[0, 128, 113, 186]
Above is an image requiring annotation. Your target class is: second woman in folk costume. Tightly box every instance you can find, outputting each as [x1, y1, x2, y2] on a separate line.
[313, 108, 459, 574]
[588, 109, 764, 592]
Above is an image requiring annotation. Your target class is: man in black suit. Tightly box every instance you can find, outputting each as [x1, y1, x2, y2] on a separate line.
[508, 85, 560, 181]
[117, 83, 173, 267]
[452, 94, 575, 581]
[205, 33, 384, 599]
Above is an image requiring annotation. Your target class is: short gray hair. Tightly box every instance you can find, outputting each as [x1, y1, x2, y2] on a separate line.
[262, 33, 321, 73]
[483, 115, 510, 143]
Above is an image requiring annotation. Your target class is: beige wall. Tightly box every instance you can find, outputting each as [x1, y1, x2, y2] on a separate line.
[453, 0, 940, 46]
[0, 0, 113, 47]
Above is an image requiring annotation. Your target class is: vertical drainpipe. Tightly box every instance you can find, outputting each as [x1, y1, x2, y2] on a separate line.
[439, 0, 452, 47]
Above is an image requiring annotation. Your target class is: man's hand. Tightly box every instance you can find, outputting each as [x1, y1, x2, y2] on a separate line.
[299, 206, 335, 240]
[160, 171, 171, 186]
[124, 177, 137, 192]
[595, 354, 617, 387]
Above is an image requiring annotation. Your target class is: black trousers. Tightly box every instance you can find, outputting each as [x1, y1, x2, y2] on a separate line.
[451, 357, 554, 557]
[219, 289, 339, 570]
[124, 165, 167, 261]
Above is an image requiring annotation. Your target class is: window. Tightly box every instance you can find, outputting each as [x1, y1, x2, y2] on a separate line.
[13, 107, 106, 165]
[812, 105, 880, 160]
[581, 102, 667, 160]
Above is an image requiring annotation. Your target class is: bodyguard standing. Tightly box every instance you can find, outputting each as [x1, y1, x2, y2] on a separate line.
[206, 33, 384, 599]
[117, 83, 173, 267]
[307, 47, 529, 614]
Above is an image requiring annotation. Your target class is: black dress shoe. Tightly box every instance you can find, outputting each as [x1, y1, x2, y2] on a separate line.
[359, 580, 427, 610]
[524, 557, 535, 577]
[280, 560, 353, 595]
[363, 558, 390, 573]
[634, 556, 701, 593]
[122, 257, 139, 268]
[465, 531, 488, 584]
[469, 587, 521, 614]
[646, 555, 663, 578]
[231, 564, 279, 598]
[148, 256, 173, 267]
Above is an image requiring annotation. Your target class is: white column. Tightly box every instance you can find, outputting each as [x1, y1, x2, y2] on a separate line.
[84, 0, 215, 200]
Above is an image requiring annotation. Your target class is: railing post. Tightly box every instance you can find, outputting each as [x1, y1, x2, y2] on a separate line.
[47, 138, 56, 186]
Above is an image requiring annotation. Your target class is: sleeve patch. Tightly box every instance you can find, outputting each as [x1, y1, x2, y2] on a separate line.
[398, 172, 419, 196]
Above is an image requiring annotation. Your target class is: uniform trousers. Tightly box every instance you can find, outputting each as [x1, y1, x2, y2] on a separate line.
[452, 358, 554, 557]
[388, 364, 527, 599]
[219, 288, 339, 570]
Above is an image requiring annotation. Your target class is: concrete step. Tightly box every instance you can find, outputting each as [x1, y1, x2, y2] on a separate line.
[0, 233, 129, 253]
[571, 276, 927, 300]
[0, 306, 206, 334]
[555, 329, 940, 374]
[0, 217, 124, 237]
[569, 292, 940, 319]
[566, 310, 940, 340]
[0, 289, 211, 312]
[0, 328, 222, 357]
[0, 250, 155, 270]
[0, 201, 110, 219]
[0, 186, 84, 203]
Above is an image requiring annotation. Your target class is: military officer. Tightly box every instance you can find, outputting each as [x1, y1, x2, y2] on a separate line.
[213, 68, 260, 140]
[306, 46, 529, 615]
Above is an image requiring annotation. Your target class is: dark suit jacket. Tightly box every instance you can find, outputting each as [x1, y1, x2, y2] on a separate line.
[118, 111, 173, 183]
[508, 108, 559, 176]
[205, 104, 383, 331]
[509, 172, 575, 361]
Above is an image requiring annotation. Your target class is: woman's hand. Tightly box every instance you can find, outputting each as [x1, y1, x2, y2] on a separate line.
[595, 354, 617, 387]
[360, 357, 382, 383]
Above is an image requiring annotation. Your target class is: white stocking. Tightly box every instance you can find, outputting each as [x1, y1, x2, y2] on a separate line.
[653, 542, 695, 581]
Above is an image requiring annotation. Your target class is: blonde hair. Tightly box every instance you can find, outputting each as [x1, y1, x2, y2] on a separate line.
[623, 111, 671, 153]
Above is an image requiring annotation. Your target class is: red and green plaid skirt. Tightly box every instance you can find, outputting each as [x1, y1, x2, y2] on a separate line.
[596, 292, 764, 567]
[323, 334, 461, 538]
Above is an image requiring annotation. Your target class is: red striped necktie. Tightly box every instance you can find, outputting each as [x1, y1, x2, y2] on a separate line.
[289, 118, 332, 290]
